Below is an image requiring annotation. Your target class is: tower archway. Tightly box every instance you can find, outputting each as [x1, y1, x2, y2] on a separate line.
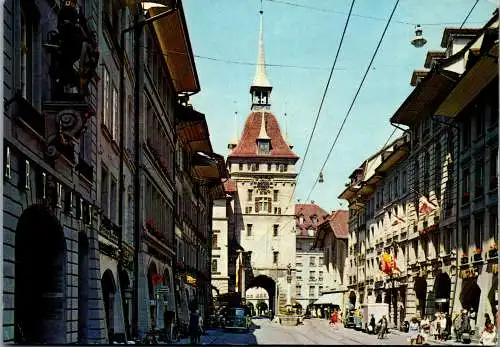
[460, 278, 481, 313]
[14, 205, 67, 344]
[246, 275, 276, 314]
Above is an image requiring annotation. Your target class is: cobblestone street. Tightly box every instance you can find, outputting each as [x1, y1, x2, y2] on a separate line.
[175, 318, 484, 345]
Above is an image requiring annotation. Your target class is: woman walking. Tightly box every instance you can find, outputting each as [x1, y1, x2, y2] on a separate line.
[407, 317, 421, 345]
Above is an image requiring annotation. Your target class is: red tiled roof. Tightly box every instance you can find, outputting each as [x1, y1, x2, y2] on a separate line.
[295, 203, 329, 237]
[223, 179, 237, 193]
[228, 112, 298, 160]
[326, 210, 349, 239]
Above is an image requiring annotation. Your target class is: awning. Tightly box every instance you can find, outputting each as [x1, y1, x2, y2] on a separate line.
[434, 43, 498, 118]
[313, 292, 344, 306]
[390, 69, 460, 126]
[149, 3, 200, 93]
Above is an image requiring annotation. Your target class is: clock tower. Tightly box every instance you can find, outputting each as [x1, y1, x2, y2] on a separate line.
[225, 6, 299, 314]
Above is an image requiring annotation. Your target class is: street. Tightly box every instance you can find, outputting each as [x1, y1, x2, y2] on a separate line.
[175, 318, 445, 345]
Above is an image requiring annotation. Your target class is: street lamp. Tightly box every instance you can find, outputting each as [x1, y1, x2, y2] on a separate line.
[117, 0, 178, 339]
[318, 171, 324, 183]
[411, 25, 427, 48]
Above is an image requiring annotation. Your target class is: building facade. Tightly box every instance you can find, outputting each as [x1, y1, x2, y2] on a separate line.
[313, 211, 349, 312]
[339, 11, 498, 336]
[224, 9, 299, 314]
[3, 0, 106, 343]
[294, 203, 330, 310]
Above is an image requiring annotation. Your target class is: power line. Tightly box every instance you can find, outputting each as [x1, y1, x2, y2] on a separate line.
[263, 0, 483, 27]
[287, 0, 357, 216]
[460, 0, 481, 28]
[304, 0, 401, 203]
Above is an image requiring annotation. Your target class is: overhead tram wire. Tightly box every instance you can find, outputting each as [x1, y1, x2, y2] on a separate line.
[460, 0, 480, 28]
[303, 0, 401, 204]
[286, 0, 356, 212]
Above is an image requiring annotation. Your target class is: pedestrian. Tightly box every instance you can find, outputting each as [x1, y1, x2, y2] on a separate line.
[189, 309, 201, 345]
[484, 313, 492, 327]
[438, 313, 447, 341]
[408, 317, 421, 345]
[377, 315, 388, 339]
[369, 314, 376, 334]
[479, 322, 496, 346]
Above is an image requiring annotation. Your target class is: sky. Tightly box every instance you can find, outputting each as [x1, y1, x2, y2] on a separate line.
[182, 0, 496, 212]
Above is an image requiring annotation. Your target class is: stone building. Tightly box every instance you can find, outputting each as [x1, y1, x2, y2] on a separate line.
[313, 210, 349, 312]
[432, 11, 498, 332]
[339, 136, 411, 327]
[211, 179, 238, 296]
[224, 8, 299, 313]
[3, 0, 105, 343]
[294, 203, 330, 311]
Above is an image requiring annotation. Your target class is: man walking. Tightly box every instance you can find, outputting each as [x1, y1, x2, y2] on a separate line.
[189, 309, 202, 345]
[378, 315, 388, 339]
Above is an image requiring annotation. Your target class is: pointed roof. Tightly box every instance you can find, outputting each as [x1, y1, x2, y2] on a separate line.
[251, 10, 272, 89]
[257, 112, 270, 140]
[228, 112, 298, 159]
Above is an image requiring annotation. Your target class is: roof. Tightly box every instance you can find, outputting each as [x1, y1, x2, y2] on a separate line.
[223, 179, 237, 193]
[440, 28, 483, 48]
[326, 210, 349, 239]
[228, 112, 298, 160]
[295, 203, 329, 236]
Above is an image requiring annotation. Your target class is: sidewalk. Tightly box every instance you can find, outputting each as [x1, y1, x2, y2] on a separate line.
[388, 329, 483, 346]
[174, 329, 220, 345]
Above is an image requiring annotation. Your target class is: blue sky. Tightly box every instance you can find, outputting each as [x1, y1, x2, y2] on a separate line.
[182, 0, 496, 212]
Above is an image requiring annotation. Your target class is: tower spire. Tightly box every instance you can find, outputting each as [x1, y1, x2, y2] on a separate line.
[250, 2, 272, 111]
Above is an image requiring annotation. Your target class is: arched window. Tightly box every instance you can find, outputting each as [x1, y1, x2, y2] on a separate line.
[211, 259, 217, 273]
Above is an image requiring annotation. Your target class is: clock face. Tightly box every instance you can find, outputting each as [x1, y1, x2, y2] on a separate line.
[257, 179, 270, 190]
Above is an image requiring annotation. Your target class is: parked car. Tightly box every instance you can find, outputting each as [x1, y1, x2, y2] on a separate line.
[224, 307, 251, 331]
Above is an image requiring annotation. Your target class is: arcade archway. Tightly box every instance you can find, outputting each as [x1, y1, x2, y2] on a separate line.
[460, 278, 481, 313]
[246, 275, 276, 314]
[118, 269, 131, 341]
[434, 273, 451, 313]
[147, 262, 159, 328]
[414, 277, 427, 318]
[14, 205, 67, 344]
[349, 291, 357, 308]
[101, 269, 117, 340]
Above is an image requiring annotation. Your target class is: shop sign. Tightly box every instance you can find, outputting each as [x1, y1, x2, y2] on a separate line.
[460, 267, 477, 279]
[186, 275, 197, 286]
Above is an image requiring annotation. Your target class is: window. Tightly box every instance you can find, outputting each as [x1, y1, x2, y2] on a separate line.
[112, 86, 119, 139]
[422, 237, 429, 259]
[435, 143, 441, 200]
[273, 251, 279, 264]
[274, 207, 282, 215]
[309, 257, 315, 266]
[489, 212, 498, 242]
[462, 167, 471, 204]
[490, 149, 498, 190]
[211, 259, 218, 273]
[319, 286, 323, 294]
[273, 190, 279, 202]
[247, 189, 253, 201]
[245, 206, 253, 214]
[255, 197, 272, 213]
[412, 125, 420, 147]
[102, 66, 111, 130]
[309, 286, 315, 297]
[246, 224, 252, 237]
[273, 224, 279, 237]
[394, 176, 399, 198]
[247, 163, 251, 170]
[432, 232, 440, 257]
[443, 228, 451, 254]
[402, 171, 408, 193]
[474, 158, 485, 198]
[20, 6, 36, 101]
[309, 271, 315, 281]
[267, 163, 272, 171]
[476, 111, 485, 138]
[488, 102, 499, 128]
[447, 129, 455, 158]
[212, 234, 218, 248]
[296, 286, 302, 296]
[258, 141, 270, 155]
[239, 163, 243, 171]
[101, 167, 109, 217]
[319, 256, 324, 264]
[474, 215, 483, 250]
[110, 177, 117, 223]
[318, 271, 323, 281]
[422, 118, 431, 139]
[462, 120, 471, 149]
[461, 223, 470, 253]
[251, 163, 259, 171]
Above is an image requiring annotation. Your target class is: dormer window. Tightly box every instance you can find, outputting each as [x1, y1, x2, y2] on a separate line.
[258, 140, 270, 155]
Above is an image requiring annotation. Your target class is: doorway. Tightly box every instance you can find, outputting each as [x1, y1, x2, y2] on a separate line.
[14, 205, 67, 344]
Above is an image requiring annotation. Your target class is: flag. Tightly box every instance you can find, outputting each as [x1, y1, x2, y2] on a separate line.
[379, 252, 401, 275]
[392, 214, 406, 226]
[419, 195, 437, 216]
[391, 255, 401, 274]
